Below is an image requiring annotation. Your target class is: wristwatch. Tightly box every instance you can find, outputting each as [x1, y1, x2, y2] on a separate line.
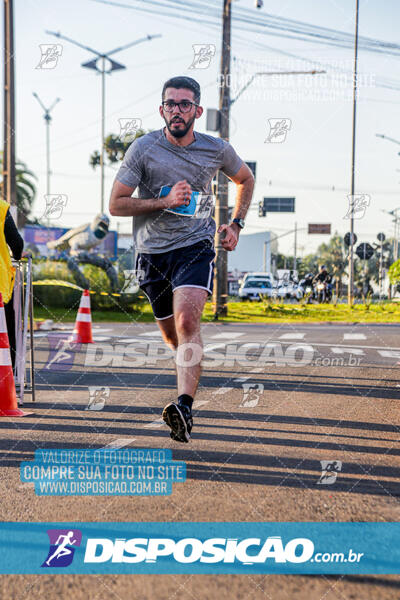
[232, 218, 245, 229]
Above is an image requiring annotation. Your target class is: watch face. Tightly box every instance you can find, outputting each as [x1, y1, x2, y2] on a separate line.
[234, 219, 245, 228]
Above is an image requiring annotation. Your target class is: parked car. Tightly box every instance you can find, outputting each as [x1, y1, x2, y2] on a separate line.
[239, 272, 275, 287]
[238, 278, 274, 301]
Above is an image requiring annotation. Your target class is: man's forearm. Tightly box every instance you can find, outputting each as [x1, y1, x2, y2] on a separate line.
[110, 195, 167, 217]
[231, 177, 254, 221]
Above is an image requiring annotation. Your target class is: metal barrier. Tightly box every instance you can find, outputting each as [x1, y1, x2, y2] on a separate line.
[13, 257, 35, 404]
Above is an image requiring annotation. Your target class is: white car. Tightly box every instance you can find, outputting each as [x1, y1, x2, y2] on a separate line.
[240, 272, 275, 287]
[238, 279, 274, 301]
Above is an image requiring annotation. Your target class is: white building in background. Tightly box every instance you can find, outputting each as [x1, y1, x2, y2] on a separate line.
[228, 231, 278, 273]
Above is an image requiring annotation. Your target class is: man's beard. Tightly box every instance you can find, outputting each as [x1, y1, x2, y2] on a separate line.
[165, 114, 195, 138]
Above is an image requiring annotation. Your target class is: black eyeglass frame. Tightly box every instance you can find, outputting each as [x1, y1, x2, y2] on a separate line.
[161, 100, 199, 113]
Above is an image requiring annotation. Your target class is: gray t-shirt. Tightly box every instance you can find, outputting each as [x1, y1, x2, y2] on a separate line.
[115, 128, 243, 253]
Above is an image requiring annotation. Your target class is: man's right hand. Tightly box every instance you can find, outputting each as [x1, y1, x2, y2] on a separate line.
[161, 180, 192, 209]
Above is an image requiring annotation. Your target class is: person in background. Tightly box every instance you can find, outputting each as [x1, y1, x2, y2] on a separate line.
[0, 199, 24, 369]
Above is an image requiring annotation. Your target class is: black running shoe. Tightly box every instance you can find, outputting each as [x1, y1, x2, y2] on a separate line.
[162, 402, 193, 443]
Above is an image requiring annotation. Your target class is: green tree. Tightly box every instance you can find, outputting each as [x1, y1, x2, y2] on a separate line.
[90, 129, 147, 169]
[0, 154, 38, 225]
[388, 258, 400, 292]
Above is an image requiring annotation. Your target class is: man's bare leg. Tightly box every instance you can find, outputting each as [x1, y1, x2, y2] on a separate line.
[162, 286, 208, 442]
[156, 315, 178, 350]
[173, 287, 208, 397]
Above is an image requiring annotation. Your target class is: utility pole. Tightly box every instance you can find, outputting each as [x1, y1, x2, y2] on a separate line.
[213, 0, 231, 319]
[32, 93, 60, 200]
[293, 222, 297, 272]
[348, 0, 360, 305]
[3, 0, 17, 222]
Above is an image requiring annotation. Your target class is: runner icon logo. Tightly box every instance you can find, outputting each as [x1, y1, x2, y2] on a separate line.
[86, 386, 110, 411]
[265, 118, 291, 143]
[239, 383, 264, 408]
[118, 118, 142, 143]
[41, 529, 82, 568]
[317, 460, 342, 485]
[36, 44, 63, 70]
[189, 44, 216, 70]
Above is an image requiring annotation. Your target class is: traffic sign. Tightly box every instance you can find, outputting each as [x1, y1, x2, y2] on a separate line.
[245, 162, 257, 179]
[262, 197, 295, 213]
[308, 223, 331, 235]
[355, 242, 374, 260]
[377, 232, 386, 242]
[344, 232, 357, 247]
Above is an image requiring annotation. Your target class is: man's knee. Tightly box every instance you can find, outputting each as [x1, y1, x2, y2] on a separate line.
[175, 310, 199, 337]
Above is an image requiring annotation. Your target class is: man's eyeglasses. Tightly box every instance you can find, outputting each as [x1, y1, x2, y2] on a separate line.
[162, 100, 198, 113]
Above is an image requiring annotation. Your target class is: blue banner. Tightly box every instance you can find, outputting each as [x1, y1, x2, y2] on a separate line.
[20, 449, 186, 496]
[0, 523, 399, 574]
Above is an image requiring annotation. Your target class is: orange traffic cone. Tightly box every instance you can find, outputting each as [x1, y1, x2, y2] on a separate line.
[69, 289, 93, 344]
[0, 293, 32, 417]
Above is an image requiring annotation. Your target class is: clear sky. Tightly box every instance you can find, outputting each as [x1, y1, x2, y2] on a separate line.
[4, 0, 400, 256]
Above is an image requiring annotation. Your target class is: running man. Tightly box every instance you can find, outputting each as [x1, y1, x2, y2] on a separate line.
[45, 531, 77, 566]
[110, 76, 254, 442]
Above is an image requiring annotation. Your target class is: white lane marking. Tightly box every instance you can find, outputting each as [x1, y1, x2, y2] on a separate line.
[267, 339, 400, 352]
[344, 333, 366, 340]
[139, 331, 162, 337]
[331, 347, 365, 355]
[144, 418, 164, 429]
[102, 438, 136, 449]
[111, 337, 142, 343]
[210, 332, 245, 340]
[92, 336, 111, 342]
[204, 343, 227, 352]
[17, 482, 35, 491]
[279, 333, 305, 339]
[378, 350, 400, 359]
[193, 400, 209, 408]
[233, 376, 251, 382]
[250, 367, 264, 373]
[92, 328, 113, 332]
[213, 386, 233, 395]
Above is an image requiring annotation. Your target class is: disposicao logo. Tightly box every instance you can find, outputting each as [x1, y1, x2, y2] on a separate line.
[83, 536, 314, 564]
[41, 529, 82, 568]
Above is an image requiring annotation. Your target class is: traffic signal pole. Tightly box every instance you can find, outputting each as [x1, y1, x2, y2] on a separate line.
[348, 0, 360, 305]
[213, 0, 231, 319]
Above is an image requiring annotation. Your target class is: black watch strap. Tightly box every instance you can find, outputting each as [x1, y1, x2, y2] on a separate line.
[232, 218, 245, 229]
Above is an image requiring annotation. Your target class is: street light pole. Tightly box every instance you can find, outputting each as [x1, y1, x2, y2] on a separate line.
[3, 0, 17, 222]
[32, 93, 60, 199]
[100, 56, 106, 211]
[45, 31, 161, 214]
[348, 0, 360, 305]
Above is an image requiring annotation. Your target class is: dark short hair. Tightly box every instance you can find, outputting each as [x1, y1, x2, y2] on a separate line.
[162, 76, 201, 104]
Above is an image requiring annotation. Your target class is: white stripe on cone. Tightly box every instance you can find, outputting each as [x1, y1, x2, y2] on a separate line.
[0, 307, 7, 333]
[0, 348, 12, 366]
[80, 296, 91, 309]
[76, 313, 91, 323]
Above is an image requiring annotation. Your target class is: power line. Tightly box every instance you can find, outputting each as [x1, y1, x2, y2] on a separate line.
[91, 0, 400, 57]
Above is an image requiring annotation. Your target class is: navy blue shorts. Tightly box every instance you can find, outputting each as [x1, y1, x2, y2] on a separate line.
[136, 240, 215, 320]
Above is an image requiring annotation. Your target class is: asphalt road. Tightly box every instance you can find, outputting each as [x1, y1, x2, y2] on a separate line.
[1, 321, 400, 599]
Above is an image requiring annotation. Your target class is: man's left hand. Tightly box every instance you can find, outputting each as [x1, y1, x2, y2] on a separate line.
[217, 223, 240, 251]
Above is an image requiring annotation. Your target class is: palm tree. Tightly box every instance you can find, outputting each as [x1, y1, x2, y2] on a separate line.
[89, 129, 147, 169]
[0, 154, 37, 226]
